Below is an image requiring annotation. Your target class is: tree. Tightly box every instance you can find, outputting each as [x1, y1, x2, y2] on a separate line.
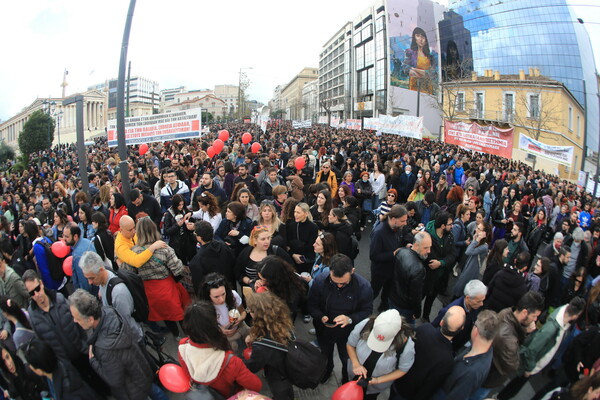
[430, 58, 474, 122]
[319, 96, 332, 126]
[271, 109, 285, 119]
[0, 142, 15, 165]
[18, 110, 54, 156]
[512, 76, 562, 171]
[201, 112, 214, 124]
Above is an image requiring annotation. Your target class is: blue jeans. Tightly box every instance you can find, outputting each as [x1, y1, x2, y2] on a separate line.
[468, 387, 492, 400]
[149, 383, 168, 400]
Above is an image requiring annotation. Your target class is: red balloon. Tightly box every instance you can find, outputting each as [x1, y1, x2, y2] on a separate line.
[332, 380, 364, 400]
[250, 142, 261, 153]
[294, 157, 306, 170]
[256, 286, 268, 293]
[207, 146, 216, 158]
[51, 241, 70, 258]
[242, 132, 252, 144]
[158, 364, 190, 393]
[243, 346, 252, 360]
[63, 256, 73, 277]
[139, 143, 149, 155]
[213, 139, 224, 153]
[218, 130, 229, 142]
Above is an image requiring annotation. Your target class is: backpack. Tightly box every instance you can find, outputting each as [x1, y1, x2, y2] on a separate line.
[106, 269, 149, 322]
[38, 237, 66, 281]
[253, 336, 327, 389]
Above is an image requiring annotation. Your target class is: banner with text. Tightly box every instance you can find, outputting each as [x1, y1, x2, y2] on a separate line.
[292, 120, 312, 129]
[318, 116, 328, 124]
[107, 109, 201, 147]
[364, 117, 379, 131]
[330, 116, 341, 128]
[444, 120, 514, 158]
[376, 114, 423, 139]
[518, 133, 574, 166]
[346, 119, 362, 130]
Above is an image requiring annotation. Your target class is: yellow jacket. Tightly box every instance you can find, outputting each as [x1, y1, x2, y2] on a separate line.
[115, 232, 153, 268]
[315, 170, 338, 195]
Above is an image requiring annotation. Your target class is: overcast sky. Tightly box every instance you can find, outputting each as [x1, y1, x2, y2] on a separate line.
[0, 0, 598, 121]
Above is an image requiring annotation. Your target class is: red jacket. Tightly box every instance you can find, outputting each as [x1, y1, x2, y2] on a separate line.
[109, 206, 128, 234]
[178, 339, 262, 397]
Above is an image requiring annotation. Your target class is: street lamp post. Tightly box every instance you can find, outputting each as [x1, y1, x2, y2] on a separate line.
[42, 100, 56, 147]
[56, 110, 63, 146]
[238, 67, 252, 120]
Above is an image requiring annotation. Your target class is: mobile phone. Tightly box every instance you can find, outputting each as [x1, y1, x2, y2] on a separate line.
[324, 321, 337, 328]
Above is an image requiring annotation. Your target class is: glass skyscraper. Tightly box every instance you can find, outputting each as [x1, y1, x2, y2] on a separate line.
[442, 0, 599, 162]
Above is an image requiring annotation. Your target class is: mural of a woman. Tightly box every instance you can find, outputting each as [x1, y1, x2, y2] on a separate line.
[402, 27, 438, 94]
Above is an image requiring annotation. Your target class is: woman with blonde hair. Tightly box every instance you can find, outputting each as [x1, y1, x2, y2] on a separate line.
[244, 292, 295, 400]
[257, 201, 286, 247]
[286, 202, 318, 273]
[235, 225, 292, 288]
[122, 217, 191, 337]
[99, 184, 111, 208]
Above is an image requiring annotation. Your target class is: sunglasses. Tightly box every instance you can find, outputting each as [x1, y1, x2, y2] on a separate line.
[29, 284, 42, 297]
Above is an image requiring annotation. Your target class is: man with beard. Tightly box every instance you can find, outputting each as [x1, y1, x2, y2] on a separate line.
[63, 223, 97, 293]
[473, 291, 544, 400]
[389, 231, 432, 324]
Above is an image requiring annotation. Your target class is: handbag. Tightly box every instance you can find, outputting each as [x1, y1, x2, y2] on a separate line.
[96, 235, 113, 269]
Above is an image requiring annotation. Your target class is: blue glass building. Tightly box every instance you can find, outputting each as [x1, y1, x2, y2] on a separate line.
[442, 0, 599, 166]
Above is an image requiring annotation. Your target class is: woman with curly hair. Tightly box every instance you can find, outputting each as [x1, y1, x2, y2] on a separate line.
[254, 255, 306, 318]
[192, 191, 222, 233]
[179, 301, 261, 398]
[122, 217, 190, 337]
[333, 185, 351, 208]
[256, 201, 286, 247]
[279, 197, 299, 224]
[244, 292, 295, 400]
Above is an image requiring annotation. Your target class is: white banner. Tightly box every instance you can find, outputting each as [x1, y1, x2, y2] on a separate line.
[578, 171, 587, 188]
[518, 133, 574, 166]
[330, 116, 341, 128]
[259, 117, 269, 133]
[376, 114, 423, 139]
[292, 120, 312, 129]
[364, 117, 379, 131]
[318, 116, 328, 124]
[107, 108, 201, 146]
[346, 119, 361, 130]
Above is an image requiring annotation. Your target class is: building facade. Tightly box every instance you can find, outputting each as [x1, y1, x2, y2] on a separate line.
[301, 79, 319, 121]
[442, 71, 585, 180]
[164, 94, 227, 118]
[0, 90, 107, 149]
[444, 0, 599, 173]
[280, 67, 318, 120]
[90, 76, 159, 114]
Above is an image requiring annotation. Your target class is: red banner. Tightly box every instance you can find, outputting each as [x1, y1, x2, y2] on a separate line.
[444, 120, 514, 159]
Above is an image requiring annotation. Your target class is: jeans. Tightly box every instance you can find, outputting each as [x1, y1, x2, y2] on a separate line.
[318, 333, 350, 383]
[149, 383, 169, 400]
[371, 269, 392, 309]
[468, 387, 492, 400]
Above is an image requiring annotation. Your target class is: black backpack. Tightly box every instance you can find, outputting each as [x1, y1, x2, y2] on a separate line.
[253, 336, 327, 389]
[38, 237, 66, 281]
[106, 269, 149, 322]
[349, 236, 360, 260]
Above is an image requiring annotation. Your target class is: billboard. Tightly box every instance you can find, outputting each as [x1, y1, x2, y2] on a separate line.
[107, 109, 201, 147]
[444, 120, 514, 159]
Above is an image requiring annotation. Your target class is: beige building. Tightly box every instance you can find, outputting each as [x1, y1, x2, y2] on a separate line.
[214, 85, 238, 116]
[442, 69, 585, 180]
[0, 90, 107, 150]
[106, 102, 155, 121]
[280, 67, 318, 120]
[164, 94, 227, 118]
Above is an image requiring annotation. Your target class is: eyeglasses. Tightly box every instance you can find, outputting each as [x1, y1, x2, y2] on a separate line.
[28, 284, 42, 297]
[387, 194, 396, 198]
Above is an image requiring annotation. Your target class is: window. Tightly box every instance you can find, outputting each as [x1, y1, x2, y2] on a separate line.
[455, 92, 465, 112]
[568, 106, 573, 131]
[503, 92, 515, 122]
[475, 92, 485, 118]
[577, 115, 581, 138]
[528, 94, 540, 119]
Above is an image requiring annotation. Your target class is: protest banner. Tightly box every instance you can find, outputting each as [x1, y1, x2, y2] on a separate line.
[376, 114, 423, 139]
[346, 119, 361, 130]
[107, 109, 201, 147]
[444, 120, 513, 158]
[518, 133, 574, 166]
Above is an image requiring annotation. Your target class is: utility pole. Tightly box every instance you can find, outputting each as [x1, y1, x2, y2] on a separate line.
[117, 0, 137, 200]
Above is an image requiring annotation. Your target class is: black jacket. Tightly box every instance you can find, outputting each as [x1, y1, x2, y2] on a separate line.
[215, 217, 253, 257]
[389, 247, 426, 318]
[28, 290, 86, 362]
[163, 208, 196, 263]
[285, 219, 318, 267]
[127, 194, 162, 226]
[234, 245, 294, 286]
[325, 222, 354, 259]
[192, 184, 227, 206]
[52, 360, 103, 400]
[88, 307, 153, 400]
[189, 240, 237, 290]
[244, 335, 289, 381]
[308, 272, 373, 339]
[369, 220, 405, 278]
[484, 267, 527, 312]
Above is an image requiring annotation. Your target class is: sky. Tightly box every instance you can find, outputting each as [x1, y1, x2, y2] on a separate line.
[0, 0, 599, 122]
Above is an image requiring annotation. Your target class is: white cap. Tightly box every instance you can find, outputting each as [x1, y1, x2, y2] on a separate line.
[32, 217, 42, 226]
[367, 309, 403, 353]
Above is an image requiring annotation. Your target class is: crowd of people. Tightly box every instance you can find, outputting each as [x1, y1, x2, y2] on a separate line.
[0, 120, 598, 399]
